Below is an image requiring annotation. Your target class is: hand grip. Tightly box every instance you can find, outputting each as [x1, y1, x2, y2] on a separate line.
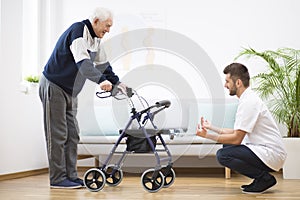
[155, 100, 171, 108]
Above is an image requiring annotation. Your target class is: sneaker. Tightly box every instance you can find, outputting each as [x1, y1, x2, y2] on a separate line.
[50, 179, 82, 189]
[242, 174, 277, 194]
[71, 178, 84, 187]
[240, 179, 255, 190]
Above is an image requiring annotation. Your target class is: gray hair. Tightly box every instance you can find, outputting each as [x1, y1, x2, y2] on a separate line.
[89, 7, 113, 22]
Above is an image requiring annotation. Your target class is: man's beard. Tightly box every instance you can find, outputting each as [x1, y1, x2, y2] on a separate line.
[229, 86, 237, 96]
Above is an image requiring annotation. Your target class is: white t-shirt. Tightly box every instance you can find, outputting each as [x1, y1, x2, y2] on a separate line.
[234, 88, 287, 171]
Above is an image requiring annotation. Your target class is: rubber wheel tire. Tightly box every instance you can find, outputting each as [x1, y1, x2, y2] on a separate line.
[160, 167, 176, 188]
[104, 164, 123, 186]
[83, 168, 106, 192]
[141, 168, 165, 193]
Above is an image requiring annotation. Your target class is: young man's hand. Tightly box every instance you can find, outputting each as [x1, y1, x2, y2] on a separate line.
[196, 117, 211, 138]
[201, 117, 212, 130]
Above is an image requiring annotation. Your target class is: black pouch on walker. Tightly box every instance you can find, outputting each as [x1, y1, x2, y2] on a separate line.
[122, 129, 157, 153]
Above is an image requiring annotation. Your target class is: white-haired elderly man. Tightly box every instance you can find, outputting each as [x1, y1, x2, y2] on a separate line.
[39, 7, 127, 189]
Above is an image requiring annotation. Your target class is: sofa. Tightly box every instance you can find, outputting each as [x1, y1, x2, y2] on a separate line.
[77, 94, 238, 178]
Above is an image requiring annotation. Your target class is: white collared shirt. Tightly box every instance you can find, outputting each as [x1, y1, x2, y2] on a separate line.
[234, 88, 287, 171]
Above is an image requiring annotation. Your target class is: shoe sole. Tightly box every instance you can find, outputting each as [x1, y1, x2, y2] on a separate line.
[242, 183, 276, 194]
[50, 185, 82, 189]
[242, 189, 268, 194]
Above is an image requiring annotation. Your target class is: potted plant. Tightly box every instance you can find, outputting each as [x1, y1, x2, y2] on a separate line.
[25, 75, 39, 84]
[24, 75, 40, 93]
[235, 47, 300, 179]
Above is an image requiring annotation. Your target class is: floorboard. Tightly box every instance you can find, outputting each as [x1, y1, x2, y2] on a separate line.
[0, 168, 299, 200]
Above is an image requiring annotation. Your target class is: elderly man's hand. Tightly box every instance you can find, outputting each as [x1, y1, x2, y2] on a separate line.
[99, 80, 112, 91]
[117, 82, 128, 94]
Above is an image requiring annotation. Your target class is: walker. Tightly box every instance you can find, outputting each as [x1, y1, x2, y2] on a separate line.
[83, 85, 176, 193]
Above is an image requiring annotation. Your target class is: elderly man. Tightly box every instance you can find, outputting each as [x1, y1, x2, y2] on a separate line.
[39, 7, 126, 189]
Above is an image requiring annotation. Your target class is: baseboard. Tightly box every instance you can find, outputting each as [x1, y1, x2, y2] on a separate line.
[0, 167, 282, 181]
[0, 168, 48, 181]
[78, 166, 230, 177]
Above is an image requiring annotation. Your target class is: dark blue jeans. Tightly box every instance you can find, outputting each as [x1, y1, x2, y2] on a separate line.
[216, 145, 274, 179]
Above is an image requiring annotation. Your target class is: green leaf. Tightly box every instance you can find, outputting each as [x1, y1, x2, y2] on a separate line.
[25, 75, 40, 83]
[236, 47, 300, 137]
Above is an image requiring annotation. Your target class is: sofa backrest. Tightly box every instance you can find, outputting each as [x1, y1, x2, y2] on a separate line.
[77, 95, 238, 136]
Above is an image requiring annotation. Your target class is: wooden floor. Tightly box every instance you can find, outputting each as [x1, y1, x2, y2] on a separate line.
[0, 168, 299, 200]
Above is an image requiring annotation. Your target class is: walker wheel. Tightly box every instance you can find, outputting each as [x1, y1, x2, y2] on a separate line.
[104, 164, 123, 186]
[160, 166, 176, 188]
[83, 168, 106, 192]
[141, 168, 165, 193]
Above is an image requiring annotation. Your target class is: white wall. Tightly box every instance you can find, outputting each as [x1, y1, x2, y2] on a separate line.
[0, 0, 47, 175]
[53, 0, 300, 75]
[0, 0, 299, 175]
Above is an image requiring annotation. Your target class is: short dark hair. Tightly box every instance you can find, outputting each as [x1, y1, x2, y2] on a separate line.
[223, 63, 250, 87]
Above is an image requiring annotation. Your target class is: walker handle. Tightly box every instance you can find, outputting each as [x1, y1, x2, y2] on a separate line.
[155, 100, 171, 108]
[139, 100, 171, 115]
[96, 85, 133, 99]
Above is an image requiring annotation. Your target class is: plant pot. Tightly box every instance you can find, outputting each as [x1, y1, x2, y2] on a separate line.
[282, 137, 300, 179]
[26, 82, 39, 94]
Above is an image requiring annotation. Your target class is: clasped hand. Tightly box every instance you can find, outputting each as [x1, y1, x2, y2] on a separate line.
[99, 81, 128, 94]
[99, 80, 113, 91]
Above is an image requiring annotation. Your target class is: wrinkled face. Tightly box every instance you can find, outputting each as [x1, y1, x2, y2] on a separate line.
[93, 18, 113, 38]
[224, 74, 237, 96]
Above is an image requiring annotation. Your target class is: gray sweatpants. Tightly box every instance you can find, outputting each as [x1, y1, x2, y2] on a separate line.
[39, 75, 80, 184]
